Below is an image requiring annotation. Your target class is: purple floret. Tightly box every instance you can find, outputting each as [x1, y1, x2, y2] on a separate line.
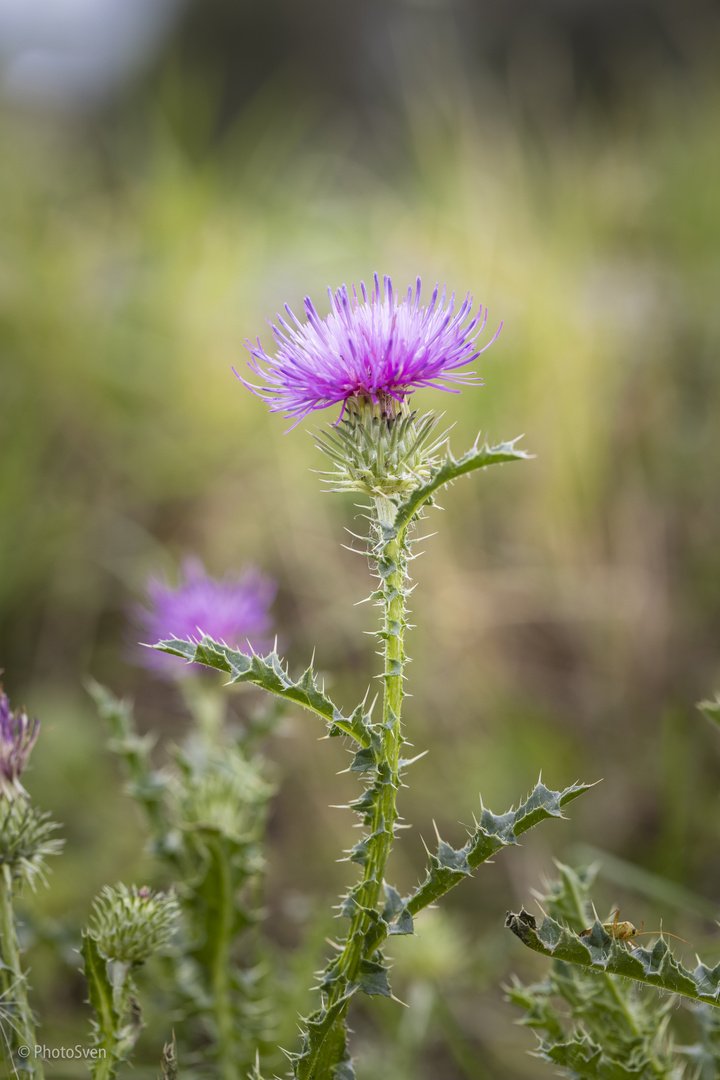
[237, 273, 500, 425]
[136, 559, 276, 677]
[0, 688, 40, 800]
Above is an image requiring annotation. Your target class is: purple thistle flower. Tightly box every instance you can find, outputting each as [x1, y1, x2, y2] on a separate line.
[237, 273, 501, 426]
[136, 559, 276, 677]
[0, 687, 40, 800]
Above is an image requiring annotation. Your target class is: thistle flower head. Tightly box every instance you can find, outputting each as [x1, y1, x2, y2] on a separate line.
[239, 273, 500, 426]
[0, 687, 40, 800]
[136, 559, 276, 676]
[87, 883, 179, 966]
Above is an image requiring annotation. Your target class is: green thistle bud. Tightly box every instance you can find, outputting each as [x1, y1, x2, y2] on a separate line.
[87, 884, 179, 966]
[0, 797, 63, 888]
[174, 748, 273, 840]
[315, 405, 450, 497]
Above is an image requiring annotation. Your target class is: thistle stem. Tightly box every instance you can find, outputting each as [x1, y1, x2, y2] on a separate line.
[0, 863, 43, 1078]
[211, 851, 239, 1080]
[307, 497, 407, 1079]
[181, 678, 226, 747]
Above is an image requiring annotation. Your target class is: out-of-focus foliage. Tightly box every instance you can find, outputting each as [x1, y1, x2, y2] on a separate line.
[2, 8, 720, 1073]
[507, 864, 684, 1080]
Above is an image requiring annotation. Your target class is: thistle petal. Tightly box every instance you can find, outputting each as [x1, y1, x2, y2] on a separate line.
[134, 559, 276, 677]
[240, 275, 498, 424]
[0, 687, 40, 800]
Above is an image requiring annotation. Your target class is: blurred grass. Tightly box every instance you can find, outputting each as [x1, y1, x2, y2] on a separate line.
[2, 56, 720, 1077]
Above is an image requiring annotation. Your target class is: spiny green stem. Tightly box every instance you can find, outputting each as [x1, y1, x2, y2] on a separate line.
[93, 1043, 116, 1080]
[304, 499, 408, 1079]
[0, 864, 43, 1079]
[343, 534, 405, 971]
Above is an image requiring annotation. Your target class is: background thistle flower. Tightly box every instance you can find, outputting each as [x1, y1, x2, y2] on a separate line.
[136, 559, 276, 677]
[239, 273, 500, 425]
[0, 687, 39, 800]
[88, 883, 179, 966]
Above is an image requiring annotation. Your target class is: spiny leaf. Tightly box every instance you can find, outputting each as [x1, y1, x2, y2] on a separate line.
[82, 933, 119, 1048]
[350, 960, 392, 998]
[292, 995, 354, 1080]
[406, 780, 592, 916]
[354, 781, 591, 967]
[506, 908, 720, 1005]
[537, 1032, 656, 1079]
[508, 865, 682, 1080]
[349, 745, 379, 773]
[379, 883, 414, 937]
[393, 436, 530, 532]
[153, 638, 373, 747]
[387, 909, 414, 936]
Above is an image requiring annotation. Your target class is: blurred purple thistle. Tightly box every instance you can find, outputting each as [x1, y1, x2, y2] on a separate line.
[0, 688, 40, 800]
[136, 559, 276, 677]
[237, 273, 500, 426]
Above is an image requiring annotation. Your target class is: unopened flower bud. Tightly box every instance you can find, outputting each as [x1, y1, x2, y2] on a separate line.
[88, 884, 179, 966]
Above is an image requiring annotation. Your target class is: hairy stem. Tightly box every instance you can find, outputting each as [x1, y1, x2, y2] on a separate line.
[0, 864, 43, 1079]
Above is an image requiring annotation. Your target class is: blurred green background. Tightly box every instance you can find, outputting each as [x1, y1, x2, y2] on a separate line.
[3, 0, 720, 1075]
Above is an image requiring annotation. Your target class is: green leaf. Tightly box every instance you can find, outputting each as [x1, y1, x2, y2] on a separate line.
[538, 1032, 652, 1079]
[393, 437, 530, 532]
[82, 933, 140, 1080]
[355, 780, 592, 968]
[387, 909, 414, 936]
[350, 960, 392, 998]
[507, 865, 683, 1079]
[82, 932, 118, 1044]
[381, 884, 414, 936]
[506, 908, 720, 1006]
[292, 995, 354, 1080]
[152, 639, 374, 747]
[406, 780, 592, 916]
[349, 746, 378, 773]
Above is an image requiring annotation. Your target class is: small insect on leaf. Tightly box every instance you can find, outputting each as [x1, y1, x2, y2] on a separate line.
[580, 908, 691, 950]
